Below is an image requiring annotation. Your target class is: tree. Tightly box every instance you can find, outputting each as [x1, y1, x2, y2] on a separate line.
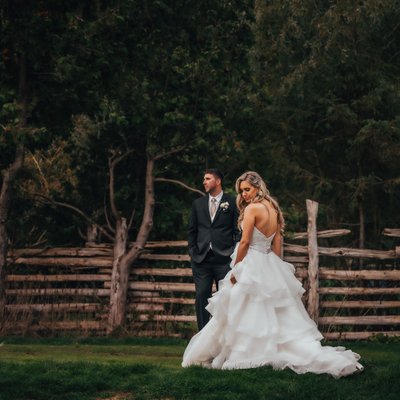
[252, 0, 400, 245]
[0, 0, 105, 319]
[0, 2, 40, 318]
[20, 0, 254, 333]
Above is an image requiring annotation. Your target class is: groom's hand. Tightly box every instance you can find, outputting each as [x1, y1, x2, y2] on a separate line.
[230, 274, 237, 285]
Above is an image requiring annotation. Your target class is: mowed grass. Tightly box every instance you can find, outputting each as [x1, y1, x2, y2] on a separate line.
[0, 337, 399, 400]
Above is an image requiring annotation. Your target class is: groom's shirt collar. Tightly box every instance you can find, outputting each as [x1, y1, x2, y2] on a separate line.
[209, 191, 223, 205]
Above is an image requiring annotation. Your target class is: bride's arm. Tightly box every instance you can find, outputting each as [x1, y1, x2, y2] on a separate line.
[230, 207, 256, 284]
[233, 206, 256, 266]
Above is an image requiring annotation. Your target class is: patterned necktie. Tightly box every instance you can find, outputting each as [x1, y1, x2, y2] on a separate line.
[210, 197, 217, 219]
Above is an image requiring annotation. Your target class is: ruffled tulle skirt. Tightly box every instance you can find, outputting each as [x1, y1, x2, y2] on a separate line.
[182, 247, 363, 378]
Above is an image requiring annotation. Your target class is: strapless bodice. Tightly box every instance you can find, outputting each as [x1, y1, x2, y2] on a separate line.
[249, 226, 275, 254]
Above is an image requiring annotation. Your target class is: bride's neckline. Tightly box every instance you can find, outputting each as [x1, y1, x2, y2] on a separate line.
[253, 225, 276, 240]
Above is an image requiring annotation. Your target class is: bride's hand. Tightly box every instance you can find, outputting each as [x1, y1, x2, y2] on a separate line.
[230, 274, 237, 285]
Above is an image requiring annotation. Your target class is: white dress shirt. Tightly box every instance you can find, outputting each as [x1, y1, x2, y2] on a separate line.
[209, 191, 223, 250]
[209, 191, 224, 222]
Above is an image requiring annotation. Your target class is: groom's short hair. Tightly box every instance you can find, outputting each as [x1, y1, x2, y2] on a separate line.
[205, 168, 223, 184]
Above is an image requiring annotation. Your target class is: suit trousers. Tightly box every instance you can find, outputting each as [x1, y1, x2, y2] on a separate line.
[191, 250, 231, 330]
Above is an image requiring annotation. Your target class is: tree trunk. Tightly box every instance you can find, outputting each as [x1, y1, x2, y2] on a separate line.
[134, 158, 156, 248]
[107, 157, 156, 334]
[107, 217, 128, 333]
[0, 148, 25, 322]
[0, 53, 27, 322]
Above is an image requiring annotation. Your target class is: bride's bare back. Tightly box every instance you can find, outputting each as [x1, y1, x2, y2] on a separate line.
[253, 200, 279, 238]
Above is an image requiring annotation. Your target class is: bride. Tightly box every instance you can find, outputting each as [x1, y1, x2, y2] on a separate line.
[182, 171, 363, 378]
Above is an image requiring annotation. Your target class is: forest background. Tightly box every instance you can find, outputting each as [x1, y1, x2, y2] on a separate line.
[1, 0, 400, 255]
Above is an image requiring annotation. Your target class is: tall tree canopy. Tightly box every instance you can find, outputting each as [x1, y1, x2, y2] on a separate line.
[252, 0, 400, 246]
[1, 0, 399, 250]
[2, 0, 254, 246]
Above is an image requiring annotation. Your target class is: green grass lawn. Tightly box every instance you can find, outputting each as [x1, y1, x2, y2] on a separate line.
[0, 337, 399, 400]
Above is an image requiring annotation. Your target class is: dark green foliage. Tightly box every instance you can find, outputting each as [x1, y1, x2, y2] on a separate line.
[1, 0, 399, 247]
[1, 0, 256, 245]
[252, 0, 400, 243]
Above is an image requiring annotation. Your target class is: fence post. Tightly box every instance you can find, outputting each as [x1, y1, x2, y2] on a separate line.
[85, 224, 100, 245]
[306, 199, 319, 323]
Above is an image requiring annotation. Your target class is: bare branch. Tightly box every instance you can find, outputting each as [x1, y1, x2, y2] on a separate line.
[103, 192, 115, 233]
[153, 145, 186, 161]
[25, 229, 47, 248]
[108, 157, 118, 220]
[125, 157, 155, 262]
[155, 177, 205, 196]
[30, 154, 49, 194]
[77, 226, 86, 241]
[34, 193, 114, 242]
[128, 207, 136, 230]
[127, 184, 140, 230]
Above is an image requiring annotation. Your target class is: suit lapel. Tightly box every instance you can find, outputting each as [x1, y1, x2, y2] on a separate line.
[202, 195, 212, 224]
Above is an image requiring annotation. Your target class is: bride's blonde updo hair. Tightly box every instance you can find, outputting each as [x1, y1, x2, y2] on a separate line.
[235, 171, 285, 232]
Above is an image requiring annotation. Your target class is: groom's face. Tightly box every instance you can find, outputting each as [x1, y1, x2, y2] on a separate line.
[203, 173, 221, 194]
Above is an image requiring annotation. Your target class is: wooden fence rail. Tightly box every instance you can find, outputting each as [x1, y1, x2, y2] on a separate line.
[2, 200, 400, 339]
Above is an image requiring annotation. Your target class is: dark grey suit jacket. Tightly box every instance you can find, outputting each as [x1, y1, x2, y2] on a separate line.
[188, 193, 241, 263]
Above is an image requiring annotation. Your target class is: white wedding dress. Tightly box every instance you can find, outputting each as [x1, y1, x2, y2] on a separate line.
[182, 226, 363, 378]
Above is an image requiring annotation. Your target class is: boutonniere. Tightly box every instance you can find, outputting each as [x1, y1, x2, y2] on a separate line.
[220, 201, 229, 212]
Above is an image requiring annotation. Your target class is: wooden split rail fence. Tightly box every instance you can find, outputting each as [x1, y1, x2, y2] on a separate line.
[2, 200, 400, 339]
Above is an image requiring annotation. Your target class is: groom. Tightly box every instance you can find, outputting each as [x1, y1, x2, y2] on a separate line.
[188, 168, 240, 330]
